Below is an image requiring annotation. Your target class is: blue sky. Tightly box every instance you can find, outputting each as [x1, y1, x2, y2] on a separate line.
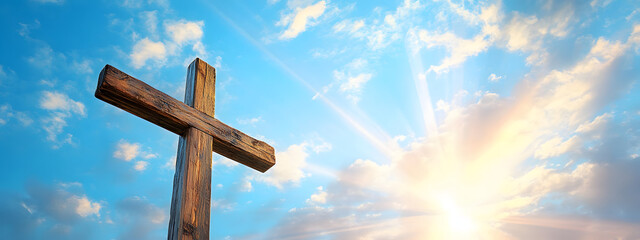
[1, 0, 640, 239]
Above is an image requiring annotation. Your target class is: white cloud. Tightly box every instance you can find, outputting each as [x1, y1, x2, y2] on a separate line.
[39, 91, 85, 147]
[140, 11, 158, 36]
[134, 161, 149, 171]
[416, 30, 491, 74]
[240, 179, 253, 192]
[71, 59, 92, 75]
[333, 19, 365, 35]
[245, 139, 329, 191]
[70, 195, 101, 217]
[192, 41, 206, 56]
[28, 45, 65, 73]
[113, 140, 141, 161]
[40, 91, 86, 116]
[384, 15, 397, 27]
[39, 79, 55, 87]
[112, 140, 157, 172]
[488, 73, 503, 82]
[18, 20, 40, 38]
[306, 186, 327, 204]
[19, 181, 102, 226]
[311, 47, 346, 59]
[211, 199, 236, 211]
[534, 136, 580, 159]
[251, 143, 311, 189]
[130, 18, 207, 69]
[4, 182, 174, 239]
[213, 55, 222, 69]
[410, 1, 583, 74]
[576, 113, 612, 134]
[493, 8, 573, 65]
[627, 9, 639, 21]
[237, 116, 262, 125]
[311, 141, 332, 153]
[130, 38, 167, 69]
[41, 113, 73, 146]
[165, 20, 204, 45]
[436, 99, 450, 112]
[590, 0, 613, 8]
[326, 58, 374, 103]
[164, 156, 176, 170]
[339, 73, 372, 93]
[278, 1, 326, 40]
[0, 104, 33, 126]
[332, 0, 423, 50]
[628, 24, 640, 45]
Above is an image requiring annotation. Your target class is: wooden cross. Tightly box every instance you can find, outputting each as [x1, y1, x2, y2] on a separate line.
[95, 58, 276, 239]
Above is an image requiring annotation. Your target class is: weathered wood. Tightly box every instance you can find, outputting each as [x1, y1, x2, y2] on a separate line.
[168, 59, 215, 240]
[95, 62, 275, 172]
[169, 127, 212, 240]
[97, 58, 277, 240]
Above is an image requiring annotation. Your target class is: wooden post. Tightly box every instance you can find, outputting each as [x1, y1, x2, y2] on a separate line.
[168, 59, 215, 239]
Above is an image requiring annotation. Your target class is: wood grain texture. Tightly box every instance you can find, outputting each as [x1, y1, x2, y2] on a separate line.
[169, 127, 212, 240]
[168, 59, 215, 240]
[95, 61, 275, 172]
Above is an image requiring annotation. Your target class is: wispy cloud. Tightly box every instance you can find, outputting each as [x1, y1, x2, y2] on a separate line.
[115, 196, 166, 239]
[277, 1, 327, 40]
[0, 104, 32, 126]
[27, 45, 66, 74]
[237, 116, 262, 125]
[488, 73, 503, 82]
[113, 139, 157, 172]
[415, 29, 491, 74]
[130, 18, 207, 69]
[40, 91, 85, 115]
[412, 1, 587, 74]
[306, 186, 328, 204]
[165, 20, 204, 45]
[243, 140, 331, 190]
[253, 143, 310, 189]
[332, 0, 423, 50]
[39, 91, 86, 148]
[0, 181, 102, 238]
[317, 58, 374, 103]
[113, 140, 141, 161]
[130, 38, 167, 69]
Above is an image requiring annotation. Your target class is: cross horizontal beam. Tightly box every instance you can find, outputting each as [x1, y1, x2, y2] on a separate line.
[95, 65, 275, 172]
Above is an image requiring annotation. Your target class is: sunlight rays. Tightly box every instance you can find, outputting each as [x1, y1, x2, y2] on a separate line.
[206, 2, 400, 161]
[405, 30, 439, 139]
[209, 2, 639, 239]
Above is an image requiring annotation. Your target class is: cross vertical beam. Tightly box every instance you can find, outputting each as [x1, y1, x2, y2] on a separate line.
[168, 59, 215, 240]
[95, 57, 276, 239]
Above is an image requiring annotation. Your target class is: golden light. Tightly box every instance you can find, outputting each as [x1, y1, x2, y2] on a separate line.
[437, 193, 479, 238]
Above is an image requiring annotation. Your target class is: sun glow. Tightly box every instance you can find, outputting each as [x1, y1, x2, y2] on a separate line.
[437, 194, 479, 238]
